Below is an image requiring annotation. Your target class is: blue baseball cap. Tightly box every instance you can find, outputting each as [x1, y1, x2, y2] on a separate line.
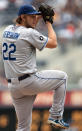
[18, 5, 41, 16]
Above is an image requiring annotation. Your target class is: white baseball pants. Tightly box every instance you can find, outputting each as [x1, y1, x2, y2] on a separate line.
[8, 70, 68, 131]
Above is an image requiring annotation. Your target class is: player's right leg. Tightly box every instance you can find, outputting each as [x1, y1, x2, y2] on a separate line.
[35, 70, 69, 129]
[48, 117, 69, 129]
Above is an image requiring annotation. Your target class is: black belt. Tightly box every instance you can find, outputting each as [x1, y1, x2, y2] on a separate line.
[7, 74, 30, 83]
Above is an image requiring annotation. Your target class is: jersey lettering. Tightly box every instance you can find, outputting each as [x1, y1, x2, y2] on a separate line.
[3, 43, 16, 61]
[3, 31, 20, 39]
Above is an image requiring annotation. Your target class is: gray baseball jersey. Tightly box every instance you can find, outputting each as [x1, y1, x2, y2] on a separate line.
[2, 25, 48, 78]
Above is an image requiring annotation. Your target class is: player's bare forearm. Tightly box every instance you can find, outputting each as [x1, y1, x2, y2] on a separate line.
[46, 22, 57, 40]
[46, 22, 57, 48]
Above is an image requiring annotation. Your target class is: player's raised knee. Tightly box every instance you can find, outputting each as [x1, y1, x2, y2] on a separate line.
[63, 72, 68, 79]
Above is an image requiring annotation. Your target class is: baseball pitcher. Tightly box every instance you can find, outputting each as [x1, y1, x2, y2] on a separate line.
[2, 4, 69, 131]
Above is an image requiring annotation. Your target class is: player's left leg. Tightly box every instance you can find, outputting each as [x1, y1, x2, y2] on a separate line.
[10, 93, 36, 131]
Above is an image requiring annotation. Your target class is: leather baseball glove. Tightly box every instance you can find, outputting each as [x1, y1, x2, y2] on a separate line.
[39, 3, 55, 24]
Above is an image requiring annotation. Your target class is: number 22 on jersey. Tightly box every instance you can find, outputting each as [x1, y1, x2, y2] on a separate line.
[2, 42, 16, 61]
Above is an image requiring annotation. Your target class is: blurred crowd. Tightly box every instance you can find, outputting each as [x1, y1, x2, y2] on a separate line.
[54, 0, 82, 45]
[0, 0, 82, 43]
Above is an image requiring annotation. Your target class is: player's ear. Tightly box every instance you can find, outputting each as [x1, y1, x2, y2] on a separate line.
[21, 14, 26, 22]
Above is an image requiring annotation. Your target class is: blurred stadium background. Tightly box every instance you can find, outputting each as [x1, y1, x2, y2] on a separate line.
[0, 0, 82, 131]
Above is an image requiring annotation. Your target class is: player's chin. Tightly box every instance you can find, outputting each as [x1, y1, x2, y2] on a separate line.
[31, 24, 36, 28]
[33, 22, 37, 27]
[27, 23, 36, 29]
